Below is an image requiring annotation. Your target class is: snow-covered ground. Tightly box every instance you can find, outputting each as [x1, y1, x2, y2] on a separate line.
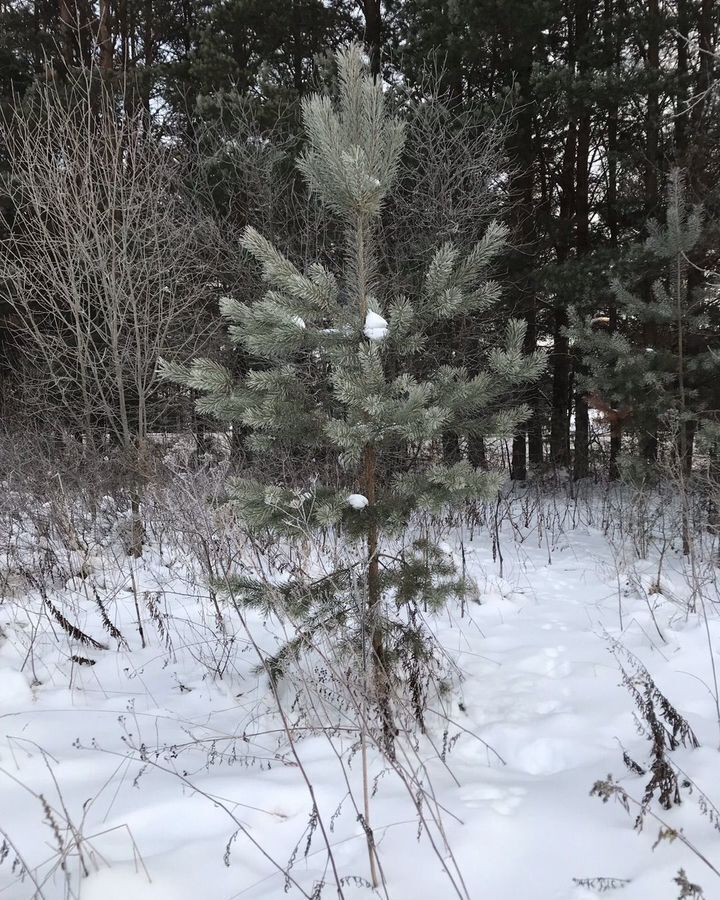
[1, 487, 719, 900]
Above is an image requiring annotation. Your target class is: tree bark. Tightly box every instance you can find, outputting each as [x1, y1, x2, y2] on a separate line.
[511, 431, 527, 481]
[645, 0, 660, 217]
[98, 0, 113, 76]
[550, 25, 577, 471]
[674, 0, 690, 162]
[573, 0, 591, 480]
[142, 0, 154, 129]
[507, 16, 540, 478]
[468, 436, 488, 470]
[640, 0, 661, 463]
[361, 0, 382, 79]
[118, 0, 129, 72]
[58, 0, 76, 71]
[604, 0, 622, 477]
[363, 443, 395, 756]
[550, 308, 571, 470]
[442, 432, 461, 464]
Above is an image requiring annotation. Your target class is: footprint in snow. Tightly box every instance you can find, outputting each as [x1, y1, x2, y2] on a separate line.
[515, 646, 572, 678]
[460, 783, 526, 815]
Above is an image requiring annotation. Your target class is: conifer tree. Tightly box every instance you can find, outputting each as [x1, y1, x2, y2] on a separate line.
[577, 169, 718, 475]
[161, 44, 544, 748]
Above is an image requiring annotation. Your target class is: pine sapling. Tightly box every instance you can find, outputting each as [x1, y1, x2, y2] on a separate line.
[161, 44, 544, 752]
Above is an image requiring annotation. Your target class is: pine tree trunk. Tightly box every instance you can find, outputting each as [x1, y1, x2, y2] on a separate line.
[690, 0, 714, 141]
[526, 304, 544, 470]
[645, 0, 660, 217]
[352, 197, 394, 751]
[290, 0, 305, 95]
[98, 0, 113, 75]
[118, 0, 128, 71]
[609, 415, 622, 480]
[605, 0, 622, 478]
[550, 84, 577, 471]
[529, 412, 544, 469]
[363, 443, 395, 756]
[469, 436, 487, 470]
[678, 418, 695, 479]
[442, 432, 461, 464]
[573, 0, 591, 480]
[506, 19, 540, 478]
[675, 0, 690, 164]
[362, 0, 382, 78]
[550, 311, 571, 470]
[515, 298, 542, 480]
[636, 0, 661, 465]
[640, 428, 658, 463]
[573, 392, 589, 480]
[142, 0, 154, 130]
[511, 431, 527, 481]
[58, 0, 75, 71]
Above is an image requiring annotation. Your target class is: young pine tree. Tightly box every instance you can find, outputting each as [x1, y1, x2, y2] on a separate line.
[161, 44, 544, 747]
[577, 169, 719, 478]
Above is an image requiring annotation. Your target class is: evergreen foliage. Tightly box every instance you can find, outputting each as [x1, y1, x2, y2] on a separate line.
[576, 169, 720, 466]
[2, 1, 719, 482]
[162, 44, 543, 741]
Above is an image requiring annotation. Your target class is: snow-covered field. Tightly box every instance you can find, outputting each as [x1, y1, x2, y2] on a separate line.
[1, 485, 719, 900]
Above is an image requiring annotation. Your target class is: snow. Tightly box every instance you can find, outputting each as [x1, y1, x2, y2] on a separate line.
[0, 669, 31, 706]
[82, 868, 179, 900]
[363, 309, 388, 341]
[346, 493, 369, 509]
[290, 315, 306, 329]
[1, 488, 720, 899]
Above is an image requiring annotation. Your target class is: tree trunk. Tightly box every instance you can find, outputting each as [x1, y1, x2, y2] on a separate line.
[674, 0, 690, 163]
[609, 421, 622, 480]
[573, 0, 591, 480]
[529, 413, 544, 469]
[550, 59, 577, 471]
[442, 432, 461, 464]
[58, 0, 76, 71]
[511, 431, 527, 481]
[604, 0, 622, 477]
[679, 418, 695, 479]
[506, 17, 540, 478]
[550, 310, 571, 469]
[690, 0, 713, 138]
[363, 443, 395, 756]
[573, 394, 589, 480]
[118, 0, 128, 71]
[98, 0, 113, 75]
[142, 0, 154, 129]
[355, 197, 394, 753]
[527, 293, 544, 468]
[361, 0, 382, 79]
[469, 436, 488, 470]
[640, 0, 661, 463]
[291, 0, 305, 95]
[645, 0, 661, 218]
